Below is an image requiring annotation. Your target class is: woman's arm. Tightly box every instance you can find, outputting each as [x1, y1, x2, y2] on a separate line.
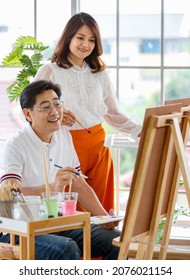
[103, 70, 142, 138]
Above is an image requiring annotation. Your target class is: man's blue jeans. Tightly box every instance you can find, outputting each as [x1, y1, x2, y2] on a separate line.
[53, 224, 120, 260]
[0, 232, 80, 260]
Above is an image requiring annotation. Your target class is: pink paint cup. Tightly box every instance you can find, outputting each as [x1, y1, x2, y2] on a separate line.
[61, 192, 78, 216]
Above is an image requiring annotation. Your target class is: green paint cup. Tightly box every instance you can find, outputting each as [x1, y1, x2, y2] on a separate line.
[43, 199, 59, 218]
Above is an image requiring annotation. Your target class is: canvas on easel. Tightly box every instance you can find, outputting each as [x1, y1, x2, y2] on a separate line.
[113, 103, 190, 260]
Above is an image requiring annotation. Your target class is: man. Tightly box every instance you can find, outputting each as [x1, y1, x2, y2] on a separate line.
[0, 80, 120, 260]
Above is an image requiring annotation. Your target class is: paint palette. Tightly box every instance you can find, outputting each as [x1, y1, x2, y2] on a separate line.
[90, 215, 124, 225]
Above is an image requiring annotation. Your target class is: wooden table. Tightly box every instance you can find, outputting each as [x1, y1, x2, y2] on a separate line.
[104, 134, 139, 148]
[0, 211, 91, 260]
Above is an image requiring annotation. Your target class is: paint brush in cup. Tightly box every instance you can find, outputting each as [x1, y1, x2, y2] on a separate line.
[74, 118, 91, 134]
[54, 164, 93, 180]
[42, 145, 50, 200]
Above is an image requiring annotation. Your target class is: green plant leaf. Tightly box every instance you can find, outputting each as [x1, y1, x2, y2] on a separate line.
[156, 219, 165, 243]
[179, 179, 184, 186]
[7, 80, 30, 102]
[1, 35, 49, 102]
[1, 47, 24, 66]
[13, 35, 48, 51]
[156, 206, 190, 243]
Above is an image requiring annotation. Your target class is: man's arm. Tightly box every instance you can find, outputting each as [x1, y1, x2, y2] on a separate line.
[1, 178, 46, 196]
[72, 177, 108, 216]
[1, 175, 107, 216]
[1, 172, 118, 229]
[72, 177, 120, 229]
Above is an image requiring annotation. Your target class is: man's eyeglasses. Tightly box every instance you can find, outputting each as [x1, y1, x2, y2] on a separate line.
[30, 101, 64, 113]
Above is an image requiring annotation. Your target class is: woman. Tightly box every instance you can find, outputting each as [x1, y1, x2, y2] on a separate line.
[34, 12, 141, 212]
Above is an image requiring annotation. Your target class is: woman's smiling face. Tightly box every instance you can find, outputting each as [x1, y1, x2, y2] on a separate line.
[68, 24, 96, 66]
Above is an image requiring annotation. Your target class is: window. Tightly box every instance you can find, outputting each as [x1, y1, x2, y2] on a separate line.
[0, 0, 190, 218]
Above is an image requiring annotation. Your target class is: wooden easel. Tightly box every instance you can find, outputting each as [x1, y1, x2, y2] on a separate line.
[159, 98, 190, 259]
[113, 103, 190, 260]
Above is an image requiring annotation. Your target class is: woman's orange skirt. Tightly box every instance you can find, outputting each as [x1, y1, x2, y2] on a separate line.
[70, 124, 114, 212]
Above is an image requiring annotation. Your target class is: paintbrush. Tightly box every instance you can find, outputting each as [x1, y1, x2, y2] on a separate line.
[54, 164, 93, 180]
[74, 118, 91, 134]
[42, 145, 50, 200]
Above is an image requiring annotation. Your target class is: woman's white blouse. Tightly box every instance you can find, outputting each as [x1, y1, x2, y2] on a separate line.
[33, 62, 141, 138]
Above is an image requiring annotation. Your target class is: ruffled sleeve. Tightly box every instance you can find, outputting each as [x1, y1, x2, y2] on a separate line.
[103, 70, 142, 139]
